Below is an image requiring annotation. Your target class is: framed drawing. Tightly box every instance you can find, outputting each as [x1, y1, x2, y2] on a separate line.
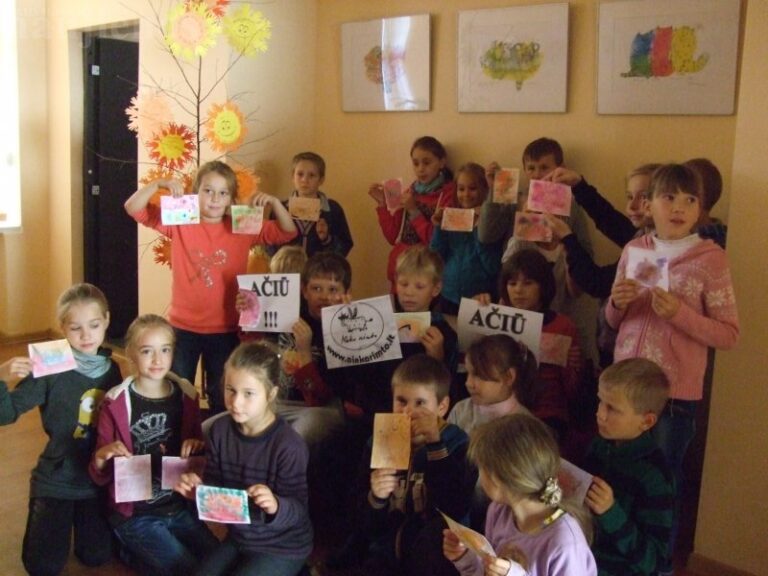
[597, 0, 741, 115]
[341, 14, 430, 111]
[457, 3, 569, 113]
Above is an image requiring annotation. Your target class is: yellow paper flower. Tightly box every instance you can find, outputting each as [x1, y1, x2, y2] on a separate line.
[187, 0, 229, 19]
[153, 237, 173, 268]
[148, 123, 197, 171]
[126, 91, 174, 142]
[223, 5, 271, 56]
[205, 102, 246, 152]
[165, 1, 221, 61]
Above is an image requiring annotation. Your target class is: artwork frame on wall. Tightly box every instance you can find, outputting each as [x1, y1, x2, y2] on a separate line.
[597, 0, 741, 115]
[341, 14, 430, 112]
[457, 3, 569, 113]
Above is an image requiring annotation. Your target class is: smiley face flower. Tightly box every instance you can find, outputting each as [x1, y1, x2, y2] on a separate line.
[205, 101, 246, 152]
[223, 4, 271, 56]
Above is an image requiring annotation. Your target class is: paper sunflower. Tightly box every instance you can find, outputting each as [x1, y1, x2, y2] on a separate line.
[223, 4, 271, 56]
[187, 0, 229, 19]
[148, 123, 196, 171]
[205, 102, 246, 152]
[152, 236, 173, 268]
[232, 165, 260, 205]
[141, 168, 194, 206]
[165, 1, 221, 61]
[126, 92, 174, 142]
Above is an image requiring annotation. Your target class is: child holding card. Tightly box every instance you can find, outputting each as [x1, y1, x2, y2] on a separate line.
[443, 413, 596, 576]
[606, 164, 739, 572]
[368, 136, 456, 290]
[89, 314, 218, 575]
[282, 151, 354, 257]
[430, 163, 504, 316]
[125, 160, 297, 414]
[0, 284, 122, 575]
[176, 342, 312, 576]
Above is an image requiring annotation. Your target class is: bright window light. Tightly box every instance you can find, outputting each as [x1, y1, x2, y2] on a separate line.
[0, 0, 21, 232]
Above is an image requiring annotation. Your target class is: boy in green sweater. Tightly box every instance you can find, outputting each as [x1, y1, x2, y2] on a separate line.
[584, 358, 675, 576]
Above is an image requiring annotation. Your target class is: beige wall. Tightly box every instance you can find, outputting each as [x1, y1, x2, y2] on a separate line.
[694, 1, 768, 574]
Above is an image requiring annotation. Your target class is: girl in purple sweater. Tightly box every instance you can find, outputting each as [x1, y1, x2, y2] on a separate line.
[443, 414, 596, 576]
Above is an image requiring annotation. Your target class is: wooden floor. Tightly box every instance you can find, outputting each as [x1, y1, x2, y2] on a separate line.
[0, 341, 702, 576]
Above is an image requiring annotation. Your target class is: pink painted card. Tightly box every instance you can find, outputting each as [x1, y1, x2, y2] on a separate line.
[161, 195, 200, 225]
[161, 456, 206, 490]
[196, 485, 251, 524]
[383, 178, 403, 212]
[626, 247, 670, 290]
[114, 454, 152, 503]
[493, 168, 520, 204]
[29, 339, 77, 378]
[513, 211, 553, 242]
[441, 207, 475, 232]
[371, 413, 411, 470]
[288, 197, 321, 221]
[526, 180, 572, 216]
[231, 205, 264, 234]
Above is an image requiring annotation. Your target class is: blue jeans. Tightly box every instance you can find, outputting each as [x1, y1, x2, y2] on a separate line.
[651, 399, 698, 572]
[113, 508, 219, 576]
[171, 328, 240, 414]
[195, 538, 306, 576]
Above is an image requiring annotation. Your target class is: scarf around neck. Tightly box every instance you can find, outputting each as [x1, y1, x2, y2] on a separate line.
[413, 173, 445, 195]
[73, 348, 111, 379]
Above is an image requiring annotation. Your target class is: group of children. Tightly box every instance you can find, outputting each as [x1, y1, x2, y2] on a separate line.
[0, 136, 739, 576]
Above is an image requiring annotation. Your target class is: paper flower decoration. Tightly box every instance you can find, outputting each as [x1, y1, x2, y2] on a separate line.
[165, 1, 221, 61]
[126, 92, 174, 142]
[233, 165, 259, 205]
[188, 0, 230, 19]
[141, 168, 194, 206]
[205, 102, 246, 152]
[148, 123, 196, 171]
[223, 4, 271, 56]
[153, 237, 173, 268]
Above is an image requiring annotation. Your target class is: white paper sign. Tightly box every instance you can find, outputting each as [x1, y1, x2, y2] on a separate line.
[237, 274, 301, 333]
[456, 298, 544, 361]
[322, 295, 402, 369]
[626, 247, 670, 290]
[394, 312, 431, 343]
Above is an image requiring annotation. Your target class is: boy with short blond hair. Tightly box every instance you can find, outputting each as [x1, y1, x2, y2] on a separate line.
[584, 358, 674, 576]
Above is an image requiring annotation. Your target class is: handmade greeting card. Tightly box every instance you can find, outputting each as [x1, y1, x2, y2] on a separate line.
[513, 211, 553, 242]
[493, 168, 520, 204]
[161, 195, 200, 225]
[196, 485, 251, 524]
[161, 456, 206, 490]
[114, 454, 152, 503]
[527, 180, 572, 216]
[29, 339, 77, 378]
[626, 247, 670, 290]
[322, 295, 402, 369]
[440, 510, 496, 557]
[383, 178, 403, 212]
[441, 207, 475, 232]
[231, 205, 264, 234]
[558, 458, 594, 505]
[371, 413, 412, 470]
[288, 197, 321, 221]
[394, 312, 431, 343]
[457, 298, 543, 360]
[237, 274, 301, 333]
[539, 333, 572, 367]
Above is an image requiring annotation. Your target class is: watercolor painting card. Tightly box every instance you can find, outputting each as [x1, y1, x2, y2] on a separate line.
[371, 413, 412, 470]
[196, 485, 251, 524]
[493, 168, 520, 204]
[559, 458, 594, 505]
[513, 211, 552, 242]
[29, 339, 77, 378]
[231, 205, 264, 234]
[237, 274, 301, 333]
[383, 178, 403, 212]
[441, 207, 475, 232]
[161, 195, 200, 225]
[394, 312, 431, 343]
[526, 180, 572, 216]
[288, 197, 321, 221]
[161, 456, 206, 490]
[114, 454, 152, 503]
[539, 333, 572, 367]
[440, 510, 496, 558]
[626, 247, 670, 290]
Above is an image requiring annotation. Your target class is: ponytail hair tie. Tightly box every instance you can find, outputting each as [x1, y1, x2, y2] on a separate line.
[539, 476, 562, 507]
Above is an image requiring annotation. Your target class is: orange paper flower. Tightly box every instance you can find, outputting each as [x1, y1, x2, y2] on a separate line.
[187, 0, 229, 19]
[153, 237, 173, 268]
[205, 102, 246, 152]
[148, 123, 196, 171]
[126, 91, 174, 142]
[232, 165, 260, 205]
[165, 1, 220, 61]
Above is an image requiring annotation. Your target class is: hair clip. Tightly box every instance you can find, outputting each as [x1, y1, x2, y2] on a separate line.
[539, 476, 562, 507]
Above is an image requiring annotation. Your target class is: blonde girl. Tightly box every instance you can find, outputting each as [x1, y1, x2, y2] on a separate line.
[176, 342, 312, 576]
[443, 413, 596, 576]
[89, 314, 217, 575]
[0, 283, 122, 575]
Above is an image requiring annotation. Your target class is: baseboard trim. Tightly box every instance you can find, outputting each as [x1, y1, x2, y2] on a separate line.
[0, 330, 56, 346]
[687, 552, 758, 576]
